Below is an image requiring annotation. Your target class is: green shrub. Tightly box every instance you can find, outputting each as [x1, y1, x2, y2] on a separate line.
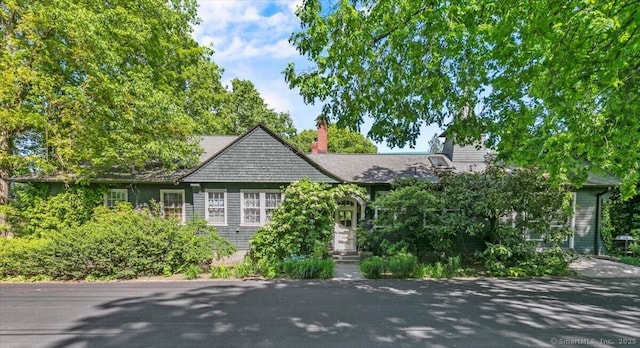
[619, 256, 640, 267]
[480, 244, 571, 277]
[1, 205, 236, 280]
[386, 253, 418, 278]
[282, 257, 334, 279]
[248, 178, 366, 269]
[421, 262, 446, 278]
[184, 265, 202, 280]
[445, 256, 462, 276]
[210, 265, 235, 279]
[9, 184, 105, 237]
[0, 237, 54, 280]
[234, 260, 258, 278]
[360, 256, 385, 279]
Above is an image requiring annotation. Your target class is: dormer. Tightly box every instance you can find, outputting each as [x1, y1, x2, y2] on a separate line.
[440, 131, 488, 163]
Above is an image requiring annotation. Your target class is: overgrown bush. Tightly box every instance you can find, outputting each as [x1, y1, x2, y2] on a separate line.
[183, 265, 202, 280]
[8, 183, 105, 237]
[248, 178, 366, 267]
[602, 187, 640, 255]
[359, 253, 419, 279]
[0, 237, 54, 280]
[386, 253, 419, 278]
[619, 256, 640, 267]
[0, 205, 236, 280]
[359, 256, 385, 279]
[365, 167, 573, 262]
[210, 265, 235, 279]
[480, 245, 572, 277]
[282, 257, 334, 279]
[420, 262, 446, 278]
[419, 256, 467, 278]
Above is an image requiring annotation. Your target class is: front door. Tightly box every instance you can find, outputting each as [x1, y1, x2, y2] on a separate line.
[334, 200, 357, 252]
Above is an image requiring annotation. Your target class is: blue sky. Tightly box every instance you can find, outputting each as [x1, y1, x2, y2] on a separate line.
[192, 0, 442, 153]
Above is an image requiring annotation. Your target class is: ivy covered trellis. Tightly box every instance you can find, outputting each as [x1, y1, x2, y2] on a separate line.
[248, 178, 367, 266]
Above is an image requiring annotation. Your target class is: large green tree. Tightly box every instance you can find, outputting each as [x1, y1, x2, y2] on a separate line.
[285, 0, 640, 196]
[1, 0, 219, 204]
[290, 123, 377, 153]
[211, 79, 297, 138]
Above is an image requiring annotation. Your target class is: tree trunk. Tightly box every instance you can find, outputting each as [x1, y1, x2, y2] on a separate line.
[0, 130, 11, 237]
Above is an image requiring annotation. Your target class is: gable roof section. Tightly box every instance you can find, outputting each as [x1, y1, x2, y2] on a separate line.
[306, 153, 449, 184]
[198, 135, 238, 163]
[181, 124, 342, 183]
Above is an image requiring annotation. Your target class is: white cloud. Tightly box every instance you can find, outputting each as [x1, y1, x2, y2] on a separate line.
[193, 0, 435, 152]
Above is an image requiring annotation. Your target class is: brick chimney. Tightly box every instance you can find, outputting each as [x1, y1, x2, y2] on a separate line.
[311, 120, 328, 154]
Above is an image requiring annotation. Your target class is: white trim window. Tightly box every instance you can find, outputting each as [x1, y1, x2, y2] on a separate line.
[160, 189, 185, 223]
[374, 191, 390, 220]
[104, 189, 128, 208]
[241, 190, 283, 226]
[206, 190, 227, 225]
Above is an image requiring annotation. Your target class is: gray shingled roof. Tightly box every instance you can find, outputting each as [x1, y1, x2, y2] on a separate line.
[11, 168, 192, 184]
[181, 125, 342, 183]
[197, 135, 238, 162]
[306, 153, 452, 183]
[583, 172, 622, 187]
[450, 161, 488, 173]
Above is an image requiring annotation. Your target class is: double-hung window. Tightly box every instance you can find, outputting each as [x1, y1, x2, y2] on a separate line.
[161, 189, 185, 223]
[206, 190, 226, 225]
[241, 191, 282, 226]
[265, 192, 282, 221]
[104, 189, 128, 208]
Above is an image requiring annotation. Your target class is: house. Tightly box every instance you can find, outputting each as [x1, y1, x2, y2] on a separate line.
[10, 123, 616, 255]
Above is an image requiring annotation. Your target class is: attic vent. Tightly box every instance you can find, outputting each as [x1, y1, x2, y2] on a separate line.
[429, 155, 451, 168]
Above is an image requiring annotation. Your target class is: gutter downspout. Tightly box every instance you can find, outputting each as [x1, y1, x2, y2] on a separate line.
[595, 187, 612, 256]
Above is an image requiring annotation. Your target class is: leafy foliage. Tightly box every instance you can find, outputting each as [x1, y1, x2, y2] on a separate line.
[290, 123, 377, 153]
[282, 257, 334, 279]
[426, 133, 444, 154]
[359, 253, 419, 279]
[479, 246, 572, 277]
[0, 205, 236, 280]
[0, 237, 53, 280]
[209, 79, 297, 138]
[602, 186, 640, 254]
[370, 167, 572, 259]
[619, 256, 640, 267]
[248, 178, 367, 265]
[385, 253, 419, 278]
[183, 265, 202, 280]
[371, 179, 449, 258]
[359, 256, 385, 279]
[286, 0, 640, 196]
[1, 0, 215, 180]
[8, 183, 105, 237]
[420, 256, 466, 279]
[365, 166, 573, 276]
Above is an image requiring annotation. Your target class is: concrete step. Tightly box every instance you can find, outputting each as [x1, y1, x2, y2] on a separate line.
[332, 252, 360, 264]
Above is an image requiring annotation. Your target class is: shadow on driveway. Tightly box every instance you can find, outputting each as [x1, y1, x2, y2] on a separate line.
[1, 278, 639, 348]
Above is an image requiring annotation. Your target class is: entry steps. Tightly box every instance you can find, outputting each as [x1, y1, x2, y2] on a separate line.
[332, 251, 360, 264]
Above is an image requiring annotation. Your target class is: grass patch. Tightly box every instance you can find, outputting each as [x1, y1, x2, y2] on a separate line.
[618, 256, 640, 267]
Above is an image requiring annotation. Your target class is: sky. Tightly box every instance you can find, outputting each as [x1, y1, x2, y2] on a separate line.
[192, 0, 442, 153]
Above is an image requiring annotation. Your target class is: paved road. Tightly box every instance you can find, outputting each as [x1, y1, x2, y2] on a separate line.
[1, 278, 639, 348]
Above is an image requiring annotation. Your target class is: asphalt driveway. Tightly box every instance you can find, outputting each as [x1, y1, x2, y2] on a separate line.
[1, 278, 639, 348]
[570, 256, 640, 278]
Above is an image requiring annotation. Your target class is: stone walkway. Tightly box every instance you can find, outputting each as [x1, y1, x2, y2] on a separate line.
[570, 256, 640, 278]
[333, 263, 364, 280]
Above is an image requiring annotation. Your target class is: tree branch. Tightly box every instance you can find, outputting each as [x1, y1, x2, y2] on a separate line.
[371, 5, 429, 46]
